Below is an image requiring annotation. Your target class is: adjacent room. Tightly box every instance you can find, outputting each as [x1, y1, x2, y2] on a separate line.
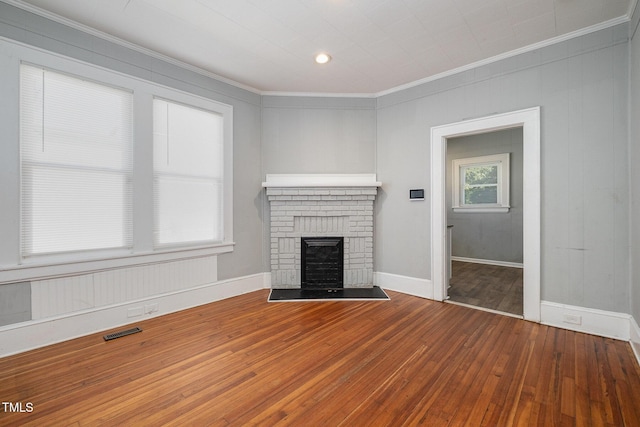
[446, 128, 524, 315]
[1, 0, 640, 424]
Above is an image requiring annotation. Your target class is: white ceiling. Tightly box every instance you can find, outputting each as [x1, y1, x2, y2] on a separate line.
[9, 0, 635, 95]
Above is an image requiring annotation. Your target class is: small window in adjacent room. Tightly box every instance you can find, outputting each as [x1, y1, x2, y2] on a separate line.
[452, 153, 510, 213]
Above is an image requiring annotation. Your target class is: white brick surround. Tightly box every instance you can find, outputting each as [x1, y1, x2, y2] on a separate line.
[263, 175, 381, 289]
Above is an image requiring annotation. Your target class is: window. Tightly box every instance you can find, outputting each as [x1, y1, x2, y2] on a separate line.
[153, 99, 224, 246]
[4, 40, 233, 277]
[452, 153, 510, 213]
[20, 64, 133, 256]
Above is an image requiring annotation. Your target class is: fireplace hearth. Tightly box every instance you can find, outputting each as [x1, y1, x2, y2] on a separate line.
[301, 237, 344, 289]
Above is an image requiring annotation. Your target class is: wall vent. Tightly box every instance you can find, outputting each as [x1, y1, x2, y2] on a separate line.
[103, 327, 142, 341]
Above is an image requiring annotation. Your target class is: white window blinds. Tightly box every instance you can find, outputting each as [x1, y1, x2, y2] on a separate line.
[20, 64, 133, 256]
[153, 98, 224, 246]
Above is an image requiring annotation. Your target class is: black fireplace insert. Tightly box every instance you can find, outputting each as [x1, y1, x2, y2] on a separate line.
[301, 237, 344, 289]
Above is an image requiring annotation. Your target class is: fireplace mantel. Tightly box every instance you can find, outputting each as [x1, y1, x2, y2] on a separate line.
[264, 174, 380, 289]
[262, 173, 381, 188]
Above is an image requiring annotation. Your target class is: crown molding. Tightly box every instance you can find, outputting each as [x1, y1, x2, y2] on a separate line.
[257, 14, 632, 98]
[3, 0, 634, 99]
[374, 15, 631, 98]
[261, 91, 376, 99]
[3, 0, 263, 95]
[630, 0, 639, 20]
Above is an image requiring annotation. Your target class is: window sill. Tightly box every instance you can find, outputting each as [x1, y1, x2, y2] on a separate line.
[0, 242, 235, 285]
[452, 207, 510, 213]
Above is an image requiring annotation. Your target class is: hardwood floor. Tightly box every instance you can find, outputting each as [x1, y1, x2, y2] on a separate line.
[449, 261, 523, 315]
[1, 290, 639, 426]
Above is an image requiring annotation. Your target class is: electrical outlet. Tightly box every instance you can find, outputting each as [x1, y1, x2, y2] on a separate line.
[562, 314, 582, 325]
[127, 307, 144, 318]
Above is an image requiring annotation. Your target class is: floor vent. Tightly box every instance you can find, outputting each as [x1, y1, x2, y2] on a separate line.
[103, 327, 142, 341]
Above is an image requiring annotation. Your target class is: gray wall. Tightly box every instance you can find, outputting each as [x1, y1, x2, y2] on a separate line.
[446, 128, 523, 264]
[630, 8, 640, 322]
[376, 24, 630, 313]
[261, 96, 377, 174]
[261, 95, 377, 271]
[0, 2, 264, 281]
[0, 282, 30, 326]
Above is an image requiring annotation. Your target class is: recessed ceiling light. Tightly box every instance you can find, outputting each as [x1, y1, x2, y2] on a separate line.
[315, 53, 331, 64]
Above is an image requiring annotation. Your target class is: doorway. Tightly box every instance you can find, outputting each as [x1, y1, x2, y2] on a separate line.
[430, 108, 540, 322]
[446, 128, 524, 316]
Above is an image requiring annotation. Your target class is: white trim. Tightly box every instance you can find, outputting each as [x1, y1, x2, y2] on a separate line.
[445, 300, 523, 319]
[0, 243, 234, 285]
[370, 280, 639, 351]
[2, 271, 637, 358]
[629, 0, 639, 22]
[2, 0, 263, 95]
[262, 173, 381, 188]
[374, 271, 433, 299]
[631, 316, 640, 367]
[431, 107, 541, 322]
[3, 0, 631, 98]
[0, 272, 268, 358]
[267, 16, 631, 98]
[451, 256, 523, 269]
[261, 91, 377, 99]
[540, 301, 631, 341]
[374, 16, 630, 98]
[452, 207, 510, 213]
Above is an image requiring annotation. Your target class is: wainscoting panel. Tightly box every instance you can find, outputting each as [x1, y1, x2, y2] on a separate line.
[1, 272, 267, 358]
[31, 256, 218, 320]
[32, 275, 95, 319]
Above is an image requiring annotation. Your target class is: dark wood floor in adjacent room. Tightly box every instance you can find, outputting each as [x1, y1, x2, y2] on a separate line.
[1, 289, 639, 426]
[449, 260, 524, 316]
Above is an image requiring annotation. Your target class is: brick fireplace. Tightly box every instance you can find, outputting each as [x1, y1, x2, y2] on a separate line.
[263, 174, 381, 289]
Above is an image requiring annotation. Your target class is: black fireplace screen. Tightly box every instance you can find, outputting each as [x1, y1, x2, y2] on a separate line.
[301, 237, 344, 289]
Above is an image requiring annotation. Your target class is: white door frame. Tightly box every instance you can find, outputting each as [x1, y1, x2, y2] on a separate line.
[430, 107, 541, 322]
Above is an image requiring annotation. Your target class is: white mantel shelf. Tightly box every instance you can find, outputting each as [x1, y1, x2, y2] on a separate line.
[262, 174, 382, 188]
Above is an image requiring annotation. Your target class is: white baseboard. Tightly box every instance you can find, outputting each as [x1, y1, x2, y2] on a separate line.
[540, 300, 631, 341]
[4, 270, 638, 368]
[375, 272, 639, 352]
[374, 271, 433, 299]
[631, 316, 640, 367]
[451, 256, 524, 269]
[0, 272, 268, 358]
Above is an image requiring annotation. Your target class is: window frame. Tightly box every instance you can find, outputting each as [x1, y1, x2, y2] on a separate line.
[0, 39, 233, 282]
[452, 153, 510, 213]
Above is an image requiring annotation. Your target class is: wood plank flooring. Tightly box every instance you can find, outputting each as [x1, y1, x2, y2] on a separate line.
[1, 290, 639, 426]
[448, 261, 523, 315]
